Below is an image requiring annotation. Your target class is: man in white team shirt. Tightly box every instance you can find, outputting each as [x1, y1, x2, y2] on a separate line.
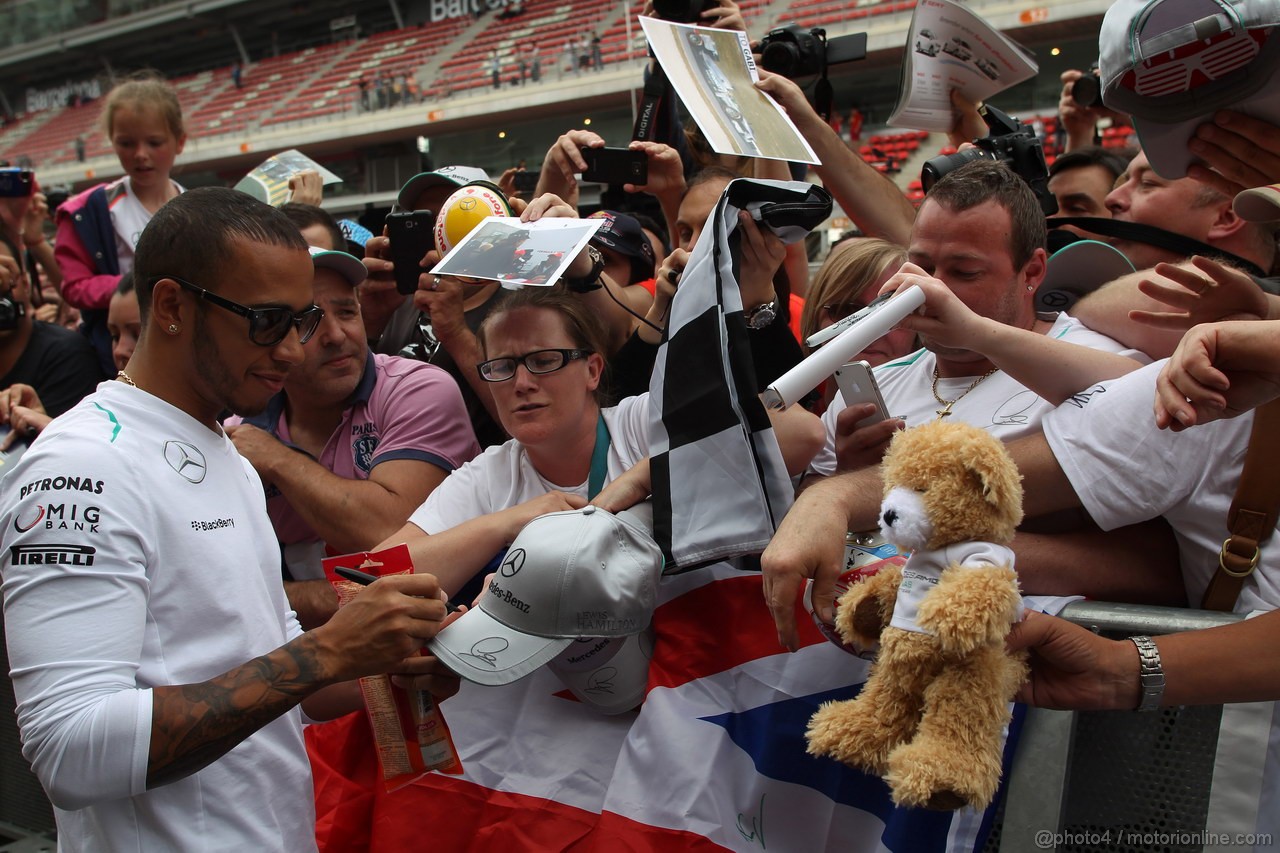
[808, 159, 1144, 477]
[0, 188, 459, 851]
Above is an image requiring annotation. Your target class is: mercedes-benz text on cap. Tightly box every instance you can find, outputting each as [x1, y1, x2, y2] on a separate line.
[427, 505, 664, 686]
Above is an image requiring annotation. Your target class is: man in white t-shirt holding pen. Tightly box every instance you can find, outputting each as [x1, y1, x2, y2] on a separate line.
[805, 159, 1145, 478]
[0, 188, 460, 851]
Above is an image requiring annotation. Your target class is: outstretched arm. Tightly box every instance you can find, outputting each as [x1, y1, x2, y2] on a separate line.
[147, 573, 445, 788]
[228, 425, 452, 553]
[1008, 608, 1280, 710]
[755, 72, 915, 246]
[887, 267, 1143, 404]
[1154, 319, 1280, 431]
[762, 465, 885, 650]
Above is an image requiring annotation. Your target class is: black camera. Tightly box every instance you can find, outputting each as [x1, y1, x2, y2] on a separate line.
[512, 170, 539, 194]
[0, 168, 34, 199]
[758, 25, 867, 78]
[1071, 68, 1103, 109]
[652, 0, 716, 24]
[44, 184, 71, 214]
[0, 296, 26, 332]
[920, 104, 1059, 216]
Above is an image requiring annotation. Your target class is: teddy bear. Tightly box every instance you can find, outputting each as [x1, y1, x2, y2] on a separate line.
[805, 419, 1027, 811]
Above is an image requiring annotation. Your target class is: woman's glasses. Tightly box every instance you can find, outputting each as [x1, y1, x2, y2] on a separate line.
[477, 348, 593, 382]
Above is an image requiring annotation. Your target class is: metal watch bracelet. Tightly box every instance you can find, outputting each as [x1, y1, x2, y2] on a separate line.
[1130, 635, 1165, 712]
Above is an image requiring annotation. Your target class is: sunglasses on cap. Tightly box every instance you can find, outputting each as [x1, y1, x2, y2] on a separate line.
[153, 276, 325, 346]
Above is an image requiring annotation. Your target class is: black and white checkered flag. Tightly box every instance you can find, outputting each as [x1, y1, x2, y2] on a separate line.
[648, 178, 831, 569]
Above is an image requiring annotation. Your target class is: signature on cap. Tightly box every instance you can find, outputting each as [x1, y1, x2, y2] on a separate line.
[584, 666, 618, 695]
[461, 637, 509, 667]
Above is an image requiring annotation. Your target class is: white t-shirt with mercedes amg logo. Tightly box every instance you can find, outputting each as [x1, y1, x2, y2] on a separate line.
[0, 380, 315, 852]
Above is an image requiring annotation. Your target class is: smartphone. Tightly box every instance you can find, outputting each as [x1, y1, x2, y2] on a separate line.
[833, 360, 889, 423]
[512, 170, 539, 193]
[384, 209, 436, 295]
[0, 168, 34, 198]
[579, 147, 647, 185]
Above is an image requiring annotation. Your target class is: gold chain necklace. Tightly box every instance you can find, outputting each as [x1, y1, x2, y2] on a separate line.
[116, 371, 137, 387]
[931, 365, 999, 420]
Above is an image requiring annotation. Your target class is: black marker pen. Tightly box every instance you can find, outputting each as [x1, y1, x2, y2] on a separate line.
[334, 565, 461, 613]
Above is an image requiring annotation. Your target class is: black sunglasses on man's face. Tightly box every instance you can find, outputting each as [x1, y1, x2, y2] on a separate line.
[151, 276, 324, 346]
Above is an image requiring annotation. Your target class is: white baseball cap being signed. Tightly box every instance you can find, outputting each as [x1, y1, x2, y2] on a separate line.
[428, 506, 664, 687]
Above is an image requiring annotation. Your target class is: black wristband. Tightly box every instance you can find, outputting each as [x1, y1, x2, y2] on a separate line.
[565, 245, 605, 293]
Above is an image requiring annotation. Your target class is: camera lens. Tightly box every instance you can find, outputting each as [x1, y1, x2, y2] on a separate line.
[761, 41, 800, 76]
[653, 0, 698, 22]
[920, 147, 992, 190]
[1070, 75, 1102, 109]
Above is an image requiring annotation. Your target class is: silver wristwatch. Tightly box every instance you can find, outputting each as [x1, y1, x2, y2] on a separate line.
[1130, 635, 1165, 712]
[745, 299, 777, 330]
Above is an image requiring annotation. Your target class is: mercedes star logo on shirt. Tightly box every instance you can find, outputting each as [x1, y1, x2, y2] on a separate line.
[163, 440, 207, 484]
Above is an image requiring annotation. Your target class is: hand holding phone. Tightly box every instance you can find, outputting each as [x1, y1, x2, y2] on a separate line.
[833, 361, 889, 423]
[512, 171, 539, 194]
[384, 210, 437, 295]
[579, 147, 648, 185]
[0, 168, 34, 199]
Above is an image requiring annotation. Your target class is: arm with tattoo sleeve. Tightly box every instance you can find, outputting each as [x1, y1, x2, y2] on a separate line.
[145, 573, 443, 789]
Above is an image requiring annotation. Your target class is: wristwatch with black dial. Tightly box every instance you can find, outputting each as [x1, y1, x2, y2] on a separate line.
[744, 298, 778, 330]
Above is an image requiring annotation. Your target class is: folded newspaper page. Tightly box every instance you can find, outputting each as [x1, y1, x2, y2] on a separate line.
[888, 0, 1037, 132]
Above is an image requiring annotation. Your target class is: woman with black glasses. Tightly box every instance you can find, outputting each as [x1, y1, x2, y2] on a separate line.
[380, 285, 822, 602]
[381, 285, 642, 600]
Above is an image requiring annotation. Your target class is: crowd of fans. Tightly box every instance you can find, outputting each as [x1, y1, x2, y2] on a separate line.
[2, 0, 1280, 847]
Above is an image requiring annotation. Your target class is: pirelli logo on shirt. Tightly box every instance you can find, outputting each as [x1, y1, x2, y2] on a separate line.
[9, 545, 96, 566]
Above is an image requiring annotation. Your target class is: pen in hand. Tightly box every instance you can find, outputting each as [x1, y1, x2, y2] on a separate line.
[335, 565, 461, 613]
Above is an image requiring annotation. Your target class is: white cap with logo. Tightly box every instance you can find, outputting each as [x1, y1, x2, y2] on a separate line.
[1099, 0, 1280, 179]
[397, 165, 493, 210]
[428, 505, 664, 690]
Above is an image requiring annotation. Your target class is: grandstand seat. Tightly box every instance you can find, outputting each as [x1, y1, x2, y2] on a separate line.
[3, 103, 101, 169]
[432, 0, 624, 95]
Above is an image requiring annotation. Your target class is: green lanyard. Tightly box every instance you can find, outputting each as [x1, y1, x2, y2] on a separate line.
[587, 411, 610, 500]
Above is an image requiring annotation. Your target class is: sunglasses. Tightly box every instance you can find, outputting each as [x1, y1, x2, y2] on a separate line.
[156, 276, 325, 346]
[477, 348, 593, 382]
[1129, 28, 1261, 98]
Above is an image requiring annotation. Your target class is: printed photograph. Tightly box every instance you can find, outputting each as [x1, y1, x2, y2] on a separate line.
[640, 18, 817, 164]
[431, 216, 602, 286]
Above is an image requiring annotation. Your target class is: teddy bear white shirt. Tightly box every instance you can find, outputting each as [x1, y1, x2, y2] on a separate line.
[889, 542, 1017, 634]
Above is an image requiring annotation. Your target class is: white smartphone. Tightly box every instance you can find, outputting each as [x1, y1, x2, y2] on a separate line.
[833, 360, 889, 423]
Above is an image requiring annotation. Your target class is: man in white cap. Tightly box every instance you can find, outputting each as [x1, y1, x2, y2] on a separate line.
[226, 246, 480, 628]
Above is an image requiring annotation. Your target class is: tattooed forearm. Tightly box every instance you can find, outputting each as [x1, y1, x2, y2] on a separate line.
[147, 634, 331, 790]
